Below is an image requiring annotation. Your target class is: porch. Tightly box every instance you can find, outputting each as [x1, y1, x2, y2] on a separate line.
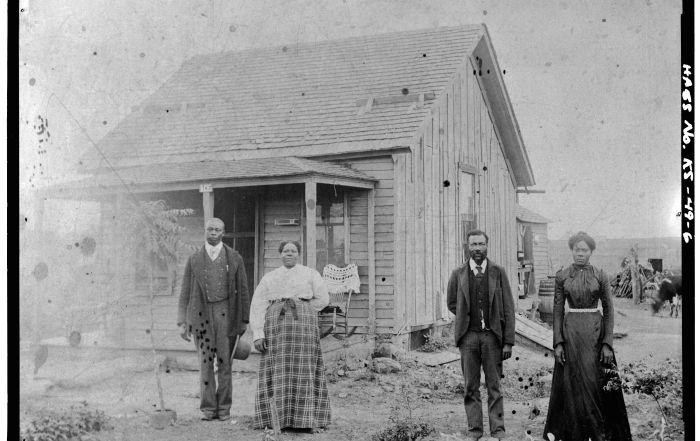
[36, 157, 380, 350]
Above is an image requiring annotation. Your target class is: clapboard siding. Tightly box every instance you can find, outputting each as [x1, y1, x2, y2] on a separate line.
[262, 186, 304, 275]
[342, 156, 394, 332]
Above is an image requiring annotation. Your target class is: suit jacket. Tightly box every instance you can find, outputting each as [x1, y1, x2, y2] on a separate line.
[177, 244, 251, 337]
[446, 259, 515, 348]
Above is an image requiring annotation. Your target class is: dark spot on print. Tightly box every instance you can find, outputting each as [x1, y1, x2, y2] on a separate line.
[503, 69, 506, 74]
[80, 236, 96, 256]
[527, 430, 532, 435]
[487, 69, 490, 74]
[47, 299, 52, 304]
[512, 410, 516, 414]
[29, 78, 36, 86]
[199, 312, 202, 316]
[483, 10, 487, 15]
[501, 374, 505, 379]
[165, 369, 170, 373]
[544, 352, 549, 357]
[518, 377, 523, 382]
[219, 358, 223, 364]
[282, 46, 288, 52]
[478, 70, 482, 76]
[93, 51, 97, 56]
[139, 52, 145, 58]
[222, 313, 226, 317]
[209, 357, 213, 362]
[229, 25, 237, 32]
[473, 70, 476, 75]
[602, 18, 607, 22]
[524, 386, 528, 390]
[213, 348, 217, 353]
[422, 53, 426, 57]
[401, 88, 409, 95]
[381, 277, 386, 282]
[515, 357, 519, 361]
[205, 338, 210, 343]
[301, 92, 305, 96]
[145, 329, 150, 334]
[103, 120, 108, 125]
[443, 180, 450, 187]
[204, 381, 208, 385]
[32, 262, 49, 281]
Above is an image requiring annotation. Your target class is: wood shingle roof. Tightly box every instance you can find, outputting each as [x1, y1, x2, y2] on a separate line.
[85, 25, 484, 168]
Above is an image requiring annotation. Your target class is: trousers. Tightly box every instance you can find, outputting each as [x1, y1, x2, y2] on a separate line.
[459, 330, 505, 438]
[194, 300, 234, 417]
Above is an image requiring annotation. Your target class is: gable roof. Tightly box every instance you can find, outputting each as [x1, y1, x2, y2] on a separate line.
[515, 204, 550, 224]
[82, 25, 534, 186]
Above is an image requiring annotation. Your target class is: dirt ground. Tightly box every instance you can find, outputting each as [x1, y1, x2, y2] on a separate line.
[19, 297, 683, 441]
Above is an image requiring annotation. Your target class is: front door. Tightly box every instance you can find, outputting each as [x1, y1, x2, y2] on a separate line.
[215, 189, 258, 289]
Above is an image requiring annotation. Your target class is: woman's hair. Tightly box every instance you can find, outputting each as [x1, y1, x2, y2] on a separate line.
[568, 231, 596, 251]
[278, 240, 302, 254]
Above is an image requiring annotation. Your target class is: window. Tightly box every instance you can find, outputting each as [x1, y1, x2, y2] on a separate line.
[315, 186, 346, 273]
[459, 171, 476, 262]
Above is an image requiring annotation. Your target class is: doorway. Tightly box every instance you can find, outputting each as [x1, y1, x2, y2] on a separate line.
[214, 188, 259, 288]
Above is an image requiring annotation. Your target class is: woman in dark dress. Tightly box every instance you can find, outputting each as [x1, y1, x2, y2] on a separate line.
[544, 232, 632, 441]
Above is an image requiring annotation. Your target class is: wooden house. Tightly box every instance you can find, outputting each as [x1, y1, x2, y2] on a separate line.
[515, 204, 551, 298]
[40, 25, 536, 350]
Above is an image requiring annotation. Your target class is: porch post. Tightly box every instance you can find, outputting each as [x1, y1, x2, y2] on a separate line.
[304, 180, 317, 270]
[367, 188, 376, 335]
[200, 184, 214, 223]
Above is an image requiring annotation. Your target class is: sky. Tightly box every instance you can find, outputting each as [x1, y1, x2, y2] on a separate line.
[19, 0, 685, 240]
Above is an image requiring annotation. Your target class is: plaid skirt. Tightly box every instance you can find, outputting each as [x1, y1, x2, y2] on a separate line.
[254, 298, 331, 429]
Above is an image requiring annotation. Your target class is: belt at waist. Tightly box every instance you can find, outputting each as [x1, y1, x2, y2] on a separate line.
[568, 307, 599, 313]
[272, 297, 310, 320]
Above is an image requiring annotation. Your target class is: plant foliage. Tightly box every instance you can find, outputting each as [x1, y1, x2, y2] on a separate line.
[20, 403, 111, 441]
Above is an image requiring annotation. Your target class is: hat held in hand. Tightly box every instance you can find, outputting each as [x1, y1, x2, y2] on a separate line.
[230, 335, 251, 362]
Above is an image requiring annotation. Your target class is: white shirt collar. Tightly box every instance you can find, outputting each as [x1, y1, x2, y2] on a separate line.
[205, 242, 223, 260]
[469, 258, 487, 274]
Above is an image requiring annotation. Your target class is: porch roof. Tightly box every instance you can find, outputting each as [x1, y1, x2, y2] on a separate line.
[40, 157, 377, 198]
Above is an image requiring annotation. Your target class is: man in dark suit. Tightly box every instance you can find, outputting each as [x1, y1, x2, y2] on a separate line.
[177, 217, 251, 421]
[447, 229, 515, 441]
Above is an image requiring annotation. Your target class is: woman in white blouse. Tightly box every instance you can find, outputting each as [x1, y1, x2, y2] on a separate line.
[250, 240, 331, 432]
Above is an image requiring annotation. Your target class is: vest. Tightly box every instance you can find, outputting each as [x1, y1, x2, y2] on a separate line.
[203, 252, 229, 302]
[468, 267, 490, 331]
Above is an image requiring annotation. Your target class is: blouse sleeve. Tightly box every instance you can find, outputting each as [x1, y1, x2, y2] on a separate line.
[249, 276, 270, 341]
[552, 270, 566, 348]
[598, 268, 614, 349]
[308, 269, 330, 312]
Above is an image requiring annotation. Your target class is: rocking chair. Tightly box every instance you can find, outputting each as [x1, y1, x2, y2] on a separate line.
[319, 263, 360, 338]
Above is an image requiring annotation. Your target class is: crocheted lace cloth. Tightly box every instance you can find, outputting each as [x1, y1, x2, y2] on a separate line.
[322, 264, 360, 295]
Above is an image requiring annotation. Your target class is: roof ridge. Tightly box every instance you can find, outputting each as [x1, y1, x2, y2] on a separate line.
[189, 25, 484, 61]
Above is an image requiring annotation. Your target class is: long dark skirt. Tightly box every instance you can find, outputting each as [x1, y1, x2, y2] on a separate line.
[254, 298, 331, 430]
[543, 312, 632, 441]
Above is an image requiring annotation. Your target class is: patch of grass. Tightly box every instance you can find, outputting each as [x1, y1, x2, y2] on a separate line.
[20, 402, 111, 441]
[417, 333, 449, 353]
[371, 381, 436, 441]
